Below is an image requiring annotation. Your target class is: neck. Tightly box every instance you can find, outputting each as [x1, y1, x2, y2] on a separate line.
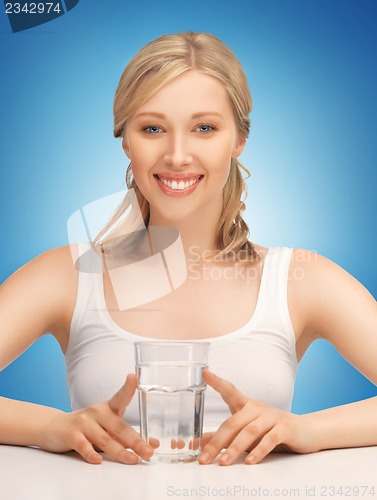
[148, 206, 221, 262]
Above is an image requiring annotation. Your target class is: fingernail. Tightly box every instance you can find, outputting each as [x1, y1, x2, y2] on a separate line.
[246, 455, 255, 464]
[199, 452, 210, 463]
[121, 452, 136, 464]
[141, 445, 153, 456]
[219, 452, 230, 464]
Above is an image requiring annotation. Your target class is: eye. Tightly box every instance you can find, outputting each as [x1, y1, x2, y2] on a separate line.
[195, 124, 216, 133]
[143, 125, 163, 134]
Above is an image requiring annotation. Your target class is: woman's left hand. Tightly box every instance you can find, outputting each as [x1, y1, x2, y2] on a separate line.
[198, 369, 321, 466]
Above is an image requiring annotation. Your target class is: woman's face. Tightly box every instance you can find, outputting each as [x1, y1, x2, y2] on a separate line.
[122, 70, 246, 223]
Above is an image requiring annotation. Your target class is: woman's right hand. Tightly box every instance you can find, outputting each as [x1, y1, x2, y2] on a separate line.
[40, 374, 154, 464]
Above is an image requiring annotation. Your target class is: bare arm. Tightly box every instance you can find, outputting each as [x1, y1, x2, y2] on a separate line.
[0, 247, 154, 463]
[0, 246, 76, 446]
[290, 249, 377, 450]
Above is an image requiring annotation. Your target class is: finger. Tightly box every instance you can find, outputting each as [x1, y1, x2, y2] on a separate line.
[202, 370, 248, 413]
[108, 374, 137, 417]
[190, 432, 214, 451]
[198, 423, 239, 464]
[72, 433, 103, 464]
[245, 427, 282, 465]
[148, 437, 160, 449]
[90, 423, 139, 464]
[201, 432, 215, 448]
[97, 408, 154, 460]
[198, 409, 259, 465]
[110, 420, 153, 460]
[177, 439, 185, 449]
[170, 439, 186, 450]
[218, 417, 274, 466]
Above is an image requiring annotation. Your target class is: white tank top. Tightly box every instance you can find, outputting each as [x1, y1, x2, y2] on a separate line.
[65, 245, 298, 429]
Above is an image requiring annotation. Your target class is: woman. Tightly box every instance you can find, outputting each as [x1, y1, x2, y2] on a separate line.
[0, 32, 376, 467]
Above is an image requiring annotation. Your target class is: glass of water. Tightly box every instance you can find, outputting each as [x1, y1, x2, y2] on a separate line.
[135, 341, 209, 464]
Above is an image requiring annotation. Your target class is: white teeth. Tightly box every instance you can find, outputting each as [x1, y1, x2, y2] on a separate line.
[158, 176, 201, 191]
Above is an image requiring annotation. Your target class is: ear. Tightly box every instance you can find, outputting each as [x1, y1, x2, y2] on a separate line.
[122, 134, 131, 159]
[232, 136, 246, 158]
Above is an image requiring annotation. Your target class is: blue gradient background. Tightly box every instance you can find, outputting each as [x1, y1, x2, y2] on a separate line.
[0, 1, 376, 414]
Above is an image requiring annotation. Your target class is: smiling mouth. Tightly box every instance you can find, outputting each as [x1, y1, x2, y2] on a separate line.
[154, 174, 203, 191]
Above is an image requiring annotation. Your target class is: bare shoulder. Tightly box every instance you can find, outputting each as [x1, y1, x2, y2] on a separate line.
[288, 247, 376, 346]
[3, 244, 79, 296]
[19, 244, 79, 326]
[289, 247, 375, 299]
[1, 245, 79, 362]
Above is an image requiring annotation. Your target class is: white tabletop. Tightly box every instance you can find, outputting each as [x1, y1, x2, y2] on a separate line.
[1, 444, 376, 500]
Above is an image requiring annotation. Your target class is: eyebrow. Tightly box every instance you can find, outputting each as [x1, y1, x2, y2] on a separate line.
[133, 111, 224, 119]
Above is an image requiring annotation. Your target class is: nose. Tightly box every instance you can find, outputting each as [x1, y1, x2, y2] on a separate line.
[163, 132, 193, 168]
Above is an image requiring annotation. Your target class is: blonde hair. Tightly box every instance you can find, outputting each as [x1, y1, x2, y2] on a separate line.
[96, 31, 258, 260]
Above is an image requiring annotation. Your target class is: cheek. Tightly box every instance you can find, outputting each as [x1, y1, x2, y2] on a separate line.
[201, 137, 235, 162]
[126, 153, 152, 197]
[207, 145, 234, 189]
[128, 143, 157, 179]
[130, 163, 151, 195]
[205, 143, 233, 175]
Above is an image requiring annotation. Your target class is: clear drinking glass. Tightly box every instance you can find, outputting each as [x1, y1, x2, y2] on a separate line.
[135, 341, 209, 463]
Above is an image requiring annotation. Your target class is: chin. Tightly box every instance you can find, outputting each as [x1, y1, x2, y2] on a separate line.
[148, 202, 202, 226]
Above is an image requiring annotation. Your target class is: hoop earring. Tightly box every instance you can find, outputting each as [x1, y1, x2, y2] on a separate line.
[126, 162, 133, 187]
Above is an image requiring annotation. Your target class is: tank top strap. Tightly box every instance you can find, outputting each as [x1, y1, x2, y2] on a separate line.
[255, 246, 294, 335]
[69, 241, 104, 336]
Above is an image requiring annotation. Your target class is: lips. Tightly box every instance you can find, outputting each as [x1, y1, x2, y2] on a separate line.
[153, 174, 204, 196]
